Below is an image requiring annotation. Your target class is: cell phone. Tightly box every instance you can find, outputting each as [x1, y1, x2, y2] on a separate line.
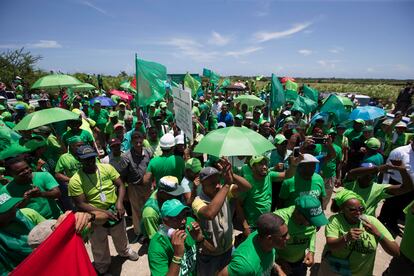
[312, 137, 326, 144]
[293, 147, 300, 157]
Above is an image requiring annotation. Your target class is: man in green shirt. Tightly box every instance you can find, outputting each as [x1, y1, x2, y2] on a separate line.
[61, 117, 95, 148]
[68, 145, 138, 274]
[55, 136, 84, 210]
[279, 154, 326, 208]
[2, 157, 62, 219]
[274, 195, 329, 276]
[343, 162, 413, 216]
[218, 213, 289, 276]
[344, 119, 365, 142]
[239, 155, 300, 236]
[148, 199, 203, 276]
[144, 133, 185, 189]
[104, 111, 119, 140]
[89, 101, 109, 147]
[117, 102, 132, 123]
[361, 137, 384, 166]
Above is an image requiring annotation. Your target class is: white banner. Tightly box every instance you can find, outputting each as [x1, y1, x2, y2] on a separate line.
[172, 87, 193, 140]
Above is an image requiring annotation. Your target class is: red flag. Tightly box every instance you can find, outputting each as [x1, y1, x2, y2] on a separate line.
[130, 77, 136, 89]
[11, 212, 96, 276]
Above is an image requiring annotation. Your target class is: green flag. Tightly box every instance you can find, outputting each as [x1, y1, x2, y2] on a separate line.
[210, 71, 220, 85]
[303, 84, 319, 102]
[270, 74, 285, 110]
[292, 95, 317, 115]
[135, 56, 167, 107]
[221, 78, 231, 88]
[285, 80, 298, 92]
[203, 68, 211, 77]
[184, 72, 201, 97]
[285, 90, 298, 102]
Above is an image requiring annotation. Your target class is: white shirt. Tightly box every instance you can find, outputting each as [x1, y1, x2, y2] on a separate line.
[383, 144, 414, 184]
[211, 101, 222, 116]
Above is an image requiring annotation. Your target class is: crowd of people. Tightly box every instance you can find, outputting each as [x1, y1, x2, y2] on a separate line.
[0, 78, 414, 276]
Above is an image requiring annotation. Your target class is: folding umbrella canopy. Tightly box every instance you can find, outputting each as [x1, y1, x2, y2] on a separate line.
[349, 106, 386, 121]
[233, 94, 265, 107]
[31, 74, 83, 90]
[194, 126, 275, 157]
[109, 90, 134, 101]
[13, 108, 79, 131]
[281, 77, 295, 84]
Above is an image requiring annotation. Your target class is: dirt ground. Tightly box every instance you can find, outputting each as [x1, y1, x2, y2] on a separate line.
[85, 194, 399, 276]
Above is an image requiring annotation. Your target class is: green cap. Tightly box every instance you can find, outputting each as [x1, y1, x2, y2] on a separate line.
[0, 193, 22, 214]
[160, 102, 167, 108]
[327, 128, 337, 135]
[354, 119, 365, 125]
[363, 125, 374, 132]
[334, 189, 366, 208]
[295, 195, 329, 227]
[249, 155, 268, 167]
[365, 137, 381, 150]
[109, 111, 118, 118]
[161, 199, 189, 218]
[185, 158, 202, 173]
[67, 136, 83, 145]
[150, 102, 156, 107]
[0, 105, 6, 111]
[93, 100, 101, 105]
[235, 114, 243, 120]
[1, 111, 12, 120]
[273, 134, 287, 145]
[16, 95, 23, 100]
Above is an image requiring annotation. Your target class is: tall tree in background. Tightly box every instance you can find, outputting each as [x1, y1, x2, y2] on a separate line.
[0, 48, 43, 87]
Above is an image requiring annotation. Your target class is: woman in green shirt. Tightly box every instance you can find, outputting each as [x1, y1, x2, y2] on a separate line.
[319, 189, 399, 276]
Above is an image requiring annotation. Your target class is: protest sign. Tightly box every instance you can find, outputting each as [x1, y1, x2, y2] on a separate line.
[172, 87, 193, 140]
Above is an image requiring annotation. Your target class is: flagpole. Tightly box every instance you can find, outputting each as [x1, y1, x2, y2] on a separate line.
[135, 53, 141, 121]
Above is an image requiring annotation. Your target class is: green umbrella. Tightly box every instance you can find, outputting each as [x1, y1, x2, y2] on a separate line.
[13, 108, 79, 131]
[194, 126, 275, 157]
[73, 83, 95, 91]
[31, 74, 83, 90]
[233, 94, 265, 107]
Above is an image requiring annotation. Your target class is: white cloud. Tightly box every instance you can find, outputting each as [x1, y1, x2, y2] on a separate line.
[208, 31, 231, 46]
[166, 38, 219, 62]
[329, 47, 344, 54]
[298, 49, 312, 56]
[0, 40, 62, 49]
[254, 22, 312, 43]
[81, 1, 112, 17]
[367, 67, 375, 72]
[29, 40, 62, 49]
[318, 59, 341, 69]
[225, 47, 263, 58]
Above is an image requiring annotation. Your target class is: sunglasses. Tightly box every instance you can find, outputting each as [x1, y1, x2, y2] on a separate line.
[347, 206, 365, 213]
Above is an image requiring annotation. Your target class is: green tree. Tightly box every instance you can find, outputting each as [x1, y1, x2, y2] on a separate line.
[0, 48, 44, 88]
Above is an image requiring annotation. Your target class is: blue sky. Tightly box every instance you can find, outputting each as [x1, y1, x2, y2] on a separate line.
[1, 0, 413, 78]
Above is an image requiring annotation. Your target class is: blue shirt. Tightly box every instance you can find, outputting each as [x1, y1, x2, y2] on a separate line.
[217, 111, 234, 126]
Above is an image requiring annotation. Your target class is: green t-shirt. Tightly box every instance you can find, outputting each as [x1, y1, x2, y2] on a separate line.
[274, 206, 316, 263]
[61, 129, 94, 147]
[401, 200, 414, 262]
[192, 106, 200, 117]
[325, 213, 394, 276]
[20, 208, 46, 225]
[68, 163, 120, 210]
[146, 154, 185, 186]
[148, 217, 197, 276]
[361, 153, 384, 166]
[117, 109, 133, 122]
[334, 134, 348, 149]
[55, 152, 81, 178]
[239, 168, 279, 227]
[154, 109, 174, 124]
[0, 172, 62, 219]
[89, 109, 109, 130]
[142, 191, 161, 239]
[279, 173, 326, 208]
[228, 231, 276, 276]
[43, 134, 62, 170]
[343, 182, 392, 216]
[320, 144, 342, 178]
[104, 121, 116, 138]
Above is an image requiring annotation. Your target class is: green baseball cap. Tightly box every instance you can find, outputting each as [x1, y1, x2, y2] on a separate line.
[235, 114, 243, 120]
[93, 100, 101, 105]
[0, 105, 6, 111]
[0, 193, 22, 214]
[1, 111, 12, 120]
[295, 195, 329, 227]
[327, 128, 337, 135]
[249, 155, 268, 167]
[67, 136, 83, 145]
[185, 158, 202, 173]
[365, 137, 381, 150]
[16, 95, 23, 100]
[273, 134, 287, 145]
[354, 119, 365, 125]
[161, 199, 189, 218]
[160, 102, 167, 108]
